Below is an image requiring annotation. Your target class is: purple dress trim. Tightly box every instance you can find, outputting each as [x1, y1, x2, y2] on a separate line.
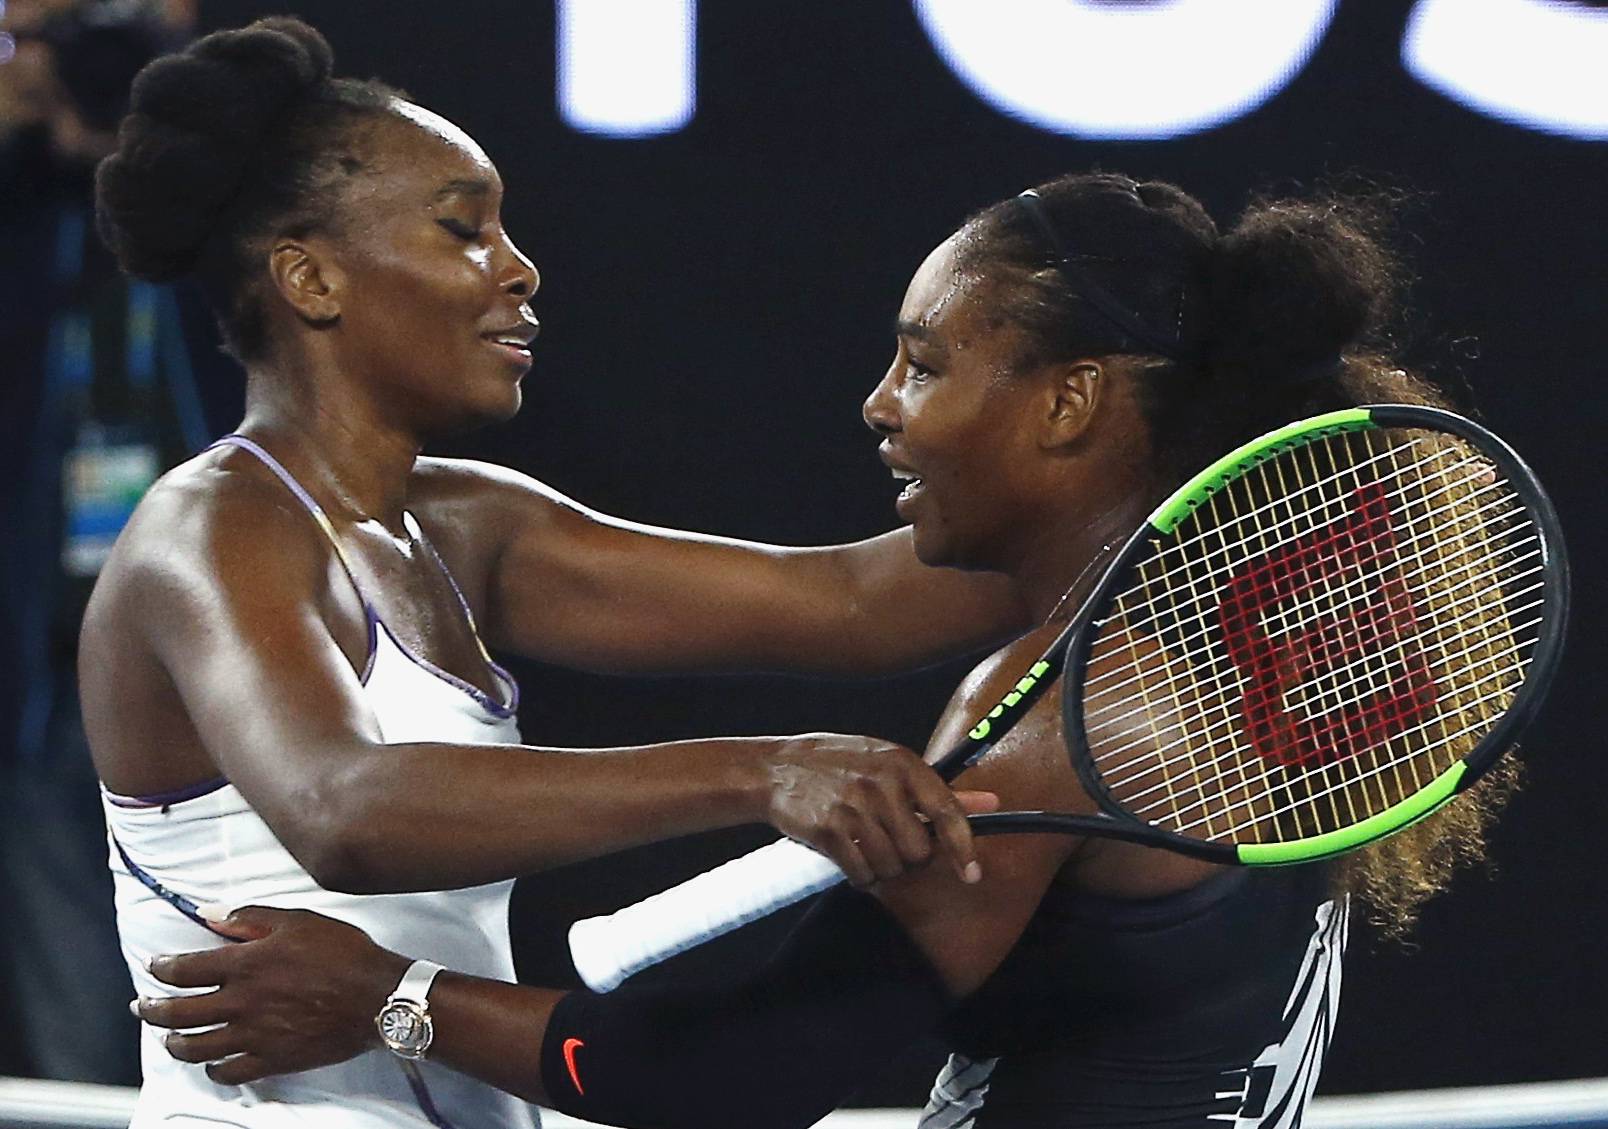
[104, 776, 230, 808]
[209, 435, 516, 715]
[403, 513, 521, 718]
[210, 434, 329, 525]
[111, 835, 218, 931]
[111, 833, 461, 1129]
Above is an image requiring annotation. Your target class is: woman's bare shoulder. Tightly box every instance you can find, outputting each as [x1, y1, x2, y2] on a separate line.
[926, 621, 1066, 756]
[409, 455, 588, 522]
[86, 447, 335, 629]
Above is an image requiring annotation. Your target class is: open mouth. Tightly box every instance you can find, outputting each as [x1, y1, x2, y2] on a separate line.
[485, 336, 534, 365]
[891, 467, 923, 504]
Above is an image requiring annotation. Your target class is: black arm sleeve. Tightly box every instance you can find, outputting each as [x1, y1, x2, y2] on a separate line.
[539, 888, 951, 1129]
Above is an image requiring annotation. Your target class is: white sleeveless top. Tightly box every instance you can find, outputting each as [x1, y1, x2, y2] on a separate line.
[103, 435, 537, 1129]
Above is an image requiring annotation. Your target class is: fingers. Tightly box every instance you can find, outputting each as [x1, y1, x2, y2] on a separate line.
[769, 734, 991, 886]
[149, 947, 236, 990]
[136, 991, 230, 1031]
[808, 814, 875, 887]
[902, 761, 983, 884]
[206, 1054, 273, 1087]
[848, 819, 907, 886]
[956, 789, 1000, 814]
[198, 904, 282, 941]
[162, 1025, 249, 1066]
[147, 1014, 277, 1087]
[823, 759, 984, 887]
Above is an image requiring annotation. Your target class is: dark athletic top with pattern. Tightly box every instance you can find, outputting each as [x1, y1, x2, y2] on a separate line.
[922, 865, 1346, 1129]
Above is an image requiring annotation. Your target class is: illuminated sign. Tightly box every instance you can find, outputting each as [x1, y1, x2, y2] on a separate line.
[913, 0, 1338, 139]
[557, 0, 696, 136]
[555, 0, 1608, 141]
[1403, 0, 1608, 140]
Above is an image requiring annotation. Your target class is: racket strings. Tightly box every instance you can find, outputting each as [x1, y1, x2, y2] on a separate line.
[1093, 596, 1544, 805]
[1176, 474, 1527, 844]
[1080, 457, 1507, 700]
[1083, 491, 1536, 704]
[1078, 426, 1543, 847]
[1383, 430, 1511, 797]
[1124, 630, 1537, 832]
[1164, 447, 1524, 842]
[1092, 434, 1430, 604]
[1081, 496, 1537, 751]
[1088, 434, 1519, 712]
[1192, 671, 1531, 838]
[1082, 443, 1497, 667]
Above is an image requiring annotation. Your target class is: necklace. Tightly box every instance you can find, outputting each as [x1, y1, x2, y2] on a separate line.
[1042, 539, 1118, 626]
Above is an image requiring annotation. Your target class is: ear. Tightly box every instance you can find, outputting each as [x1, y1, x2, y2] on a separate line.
[268, 239, 343, 327]
[1038, 359, 1103, 449]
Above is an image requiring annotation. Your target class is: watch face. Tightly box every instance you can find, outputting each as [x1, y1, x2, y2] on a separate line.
[378, 1002, 431, 1056]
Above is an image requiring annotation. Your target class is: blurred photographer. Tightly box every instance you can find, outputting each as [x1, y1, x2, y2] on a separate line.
[0, 0, 233, 1083]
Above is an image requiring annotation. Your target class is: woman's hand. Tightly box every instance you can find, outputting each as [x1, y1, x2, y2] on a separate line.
[762, 734, 996, 888]
[134, 907, 408, 1085]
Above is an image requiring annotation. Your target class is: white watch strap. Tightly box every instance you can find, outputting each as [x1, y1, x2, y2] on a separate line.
[389, 960, 445, 1007]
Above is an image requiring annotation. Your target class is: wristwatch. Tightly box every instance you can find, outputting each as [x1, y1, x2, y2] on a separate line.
[375, 959, 445, 1060]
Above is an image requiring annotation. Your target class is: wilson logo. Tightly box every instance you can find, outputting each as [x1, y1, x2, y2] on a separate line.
[1219, 484, 1437, 767]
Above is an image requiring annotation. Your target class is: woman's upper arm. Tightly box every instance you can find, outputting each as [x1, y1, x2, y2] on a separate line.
[435, 459, 1029, 675]
[871, 686, 1089, 998]
[107, 478, 384, 867]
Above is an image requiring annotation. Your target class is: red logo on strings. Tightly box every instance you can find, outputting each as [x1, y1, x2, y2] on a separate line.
[1219, 483, 1438, 767]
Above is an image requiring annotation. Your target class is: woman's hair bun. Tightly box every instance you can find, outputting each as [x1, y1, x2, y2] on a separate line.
[1206, 196, 1397, 387]
[96, 18, 337, 281]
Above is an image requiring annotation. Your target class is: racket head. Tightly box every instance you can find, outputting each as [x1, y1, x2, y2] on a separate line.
[1061, 404, 1568, 866]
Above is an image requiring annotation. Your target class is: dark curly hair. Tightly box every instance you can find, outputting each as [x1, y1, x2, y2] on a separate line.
[956, 172, 1517, 935]
[954, 173, 1440, 477]
[95, 17, 405, 361]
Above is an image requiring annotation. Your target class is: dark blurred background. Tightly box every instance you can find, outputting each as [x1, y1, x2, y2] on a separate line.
[5, 0, 1605, 1103]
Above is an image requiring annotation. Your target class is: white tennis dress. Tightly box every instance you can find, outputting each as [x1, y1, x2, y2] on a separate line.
[103, 435, 537, 1129]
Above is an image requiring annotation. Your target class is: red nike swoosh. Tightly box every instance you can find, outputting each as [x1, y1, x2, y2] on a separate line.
[562, 1037, 586, 1095]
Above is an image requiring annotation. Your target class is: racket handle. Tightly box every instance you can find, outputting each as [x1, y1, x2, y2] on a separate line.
[568, 838, 845, 992]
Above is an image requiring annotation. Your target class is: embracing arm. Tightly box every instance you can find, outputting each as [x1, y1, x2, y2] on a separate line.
[83, 474, 985, 894]
[143, 887, 951, 1129]
[138, 680, 1083, 1125]
[142, 802, 1068, 1127]
[415, 459, 1032, 677]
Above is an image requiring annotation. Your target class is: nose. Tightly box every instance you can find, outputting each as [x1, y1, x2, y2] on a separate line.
[499, 233, 540, 299]
[862, 363, 900, 435]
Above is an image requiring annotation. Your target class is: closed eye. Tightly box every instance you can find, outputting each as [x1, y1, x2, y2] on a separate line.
[438, 218, 481, 241]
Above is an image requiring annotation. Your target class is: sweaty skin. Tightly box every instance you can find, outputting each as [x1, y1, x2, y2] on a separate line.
[83, 99, 1028, 898]
[135, 235, 1228, 1096]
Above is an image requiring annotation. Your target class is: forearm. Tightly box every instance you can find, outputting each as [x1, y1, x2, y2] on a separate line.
[493, 498, 1030, 677]
[817, 529, 1030, 675]
[700, 530, 1029, 677]
[434, 890, 950, 1129]
[426, 975, 562, 1106]
[301, 737, 774, 893]
[141, 892, 953, 1118]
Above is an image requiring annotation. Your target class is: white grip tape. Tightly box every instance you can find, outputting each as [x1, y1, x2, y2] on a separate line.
[568, 837, 846, 992]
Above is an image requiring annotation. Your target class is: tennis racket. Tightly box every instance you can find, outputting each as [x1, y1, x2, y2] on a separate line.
[570, 404, 1568, 992]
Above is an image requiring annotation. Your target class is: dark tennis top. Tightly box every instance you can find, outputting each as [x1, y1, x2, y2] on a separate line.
[923, 864, 1346, 1129]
